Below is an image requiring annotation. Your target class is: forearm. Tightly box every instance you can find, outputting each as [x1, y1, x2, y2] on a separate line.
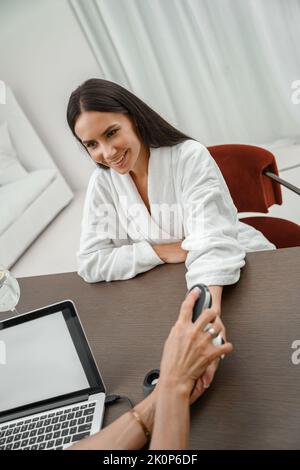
[78, 241, 163, 282]
[69, 392, 156, 450]
[208, 285, 223, 315]
[150, 379, 191, 450]
[153, 242, 187, 264]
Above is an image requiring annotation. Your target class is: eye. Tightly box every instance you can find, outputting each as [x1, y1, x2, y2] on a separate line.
[107, 129, 118, 138]
[85, 141, 96, 149]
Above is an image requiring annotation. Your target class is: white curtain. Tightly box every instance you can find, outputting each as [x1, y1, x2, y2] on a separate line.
[69, 0, 300, 146]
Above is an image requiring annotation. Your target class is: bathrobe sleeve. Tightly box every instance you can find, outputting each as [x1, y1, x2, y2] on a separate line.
[178, 141, 246, 289]
[77, 169, 164, 283]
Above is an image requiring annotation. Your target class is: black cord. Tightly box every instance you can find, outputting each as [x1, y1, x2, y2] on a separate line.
[105, 394, 134, 409]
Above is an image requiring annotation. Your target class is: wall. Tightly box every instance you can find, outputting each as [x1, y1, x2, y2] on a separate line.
[0, 0, 99, 190]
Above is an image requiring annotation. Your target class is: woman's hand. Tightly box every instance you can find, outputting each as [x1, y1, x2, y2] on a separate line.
[200, 315, 226, 389]
[188, 316, 226, 401]
[153, 242, 187, 263]
[197, 286, 224, 390]
[159, 288, 233, 400]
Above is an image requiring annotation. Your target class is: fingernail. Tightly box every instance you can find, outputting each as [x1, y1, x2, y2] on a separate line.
[193, 286, 200, 295]
[204, 383, 210, 389]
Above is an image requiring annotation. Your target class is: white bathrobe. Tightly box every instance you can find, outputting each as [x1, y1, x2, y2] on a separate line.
[78, 139, 275, 288]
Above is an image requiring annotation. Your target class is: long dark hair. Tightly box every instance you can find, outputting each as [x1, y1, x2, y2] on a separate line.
[66, 78, 195, 170]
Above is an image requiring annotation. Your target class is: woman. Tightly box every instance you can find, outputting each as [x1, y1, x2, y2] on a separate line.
[69, 287, 233, 450]
[67, 78, 274, 388]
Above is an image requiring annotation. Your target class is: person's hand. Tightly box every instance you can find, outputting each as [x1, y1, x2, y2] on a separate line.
[200, 315, 226, 389]
[153, 242, 187, 263]
[189, 316, 226, 401]
[159, 288, 233, 400]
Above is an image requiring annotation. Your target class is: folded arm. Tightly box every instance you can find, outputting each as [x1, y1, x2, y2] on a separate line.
[77, 171, 163, 283]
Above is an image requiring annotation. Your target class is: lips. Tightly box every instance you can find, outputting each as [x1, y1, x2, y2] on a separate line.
[110, 150, 128, 166]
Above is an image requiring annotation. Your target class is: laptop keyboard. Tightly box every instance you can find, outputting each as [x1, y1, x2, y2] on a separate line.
[0, 401, 96, 450]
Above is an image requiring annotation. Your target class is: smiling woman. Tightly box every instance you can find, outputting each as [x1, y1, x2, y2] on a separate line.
[66, 78, 274, 288]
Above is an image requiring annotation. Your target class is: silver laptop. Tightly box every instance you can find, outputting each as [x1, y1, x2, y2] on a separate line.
[0, 300, 106, 450]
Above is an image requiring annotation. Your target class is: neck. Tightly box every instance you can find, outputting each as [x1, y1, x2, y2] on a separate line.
[130, 145, 150, 180]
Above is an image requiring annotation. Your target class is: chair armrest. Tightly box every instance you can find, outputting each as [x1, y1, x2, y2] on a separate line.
[264, 171, 300, 196]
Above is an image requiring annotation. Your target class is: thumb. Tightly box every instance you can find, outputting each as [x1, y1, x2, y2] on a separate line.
[190, 377, 205, 404]
[202, 362, 217, 389]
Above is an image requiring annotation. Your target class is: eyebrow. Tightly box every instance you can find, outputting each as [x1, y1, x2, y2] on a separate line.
[82, 123, 119, 145]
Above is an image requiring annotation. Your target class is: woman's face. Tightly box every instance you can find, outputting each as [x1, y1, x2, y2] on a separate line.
[74, 111, 148, 174]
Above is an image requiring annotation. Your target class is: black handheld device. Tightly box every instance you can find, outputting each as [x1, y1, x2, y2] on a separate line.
[189, 283, 225, 346]
[190, 283, 212, 322]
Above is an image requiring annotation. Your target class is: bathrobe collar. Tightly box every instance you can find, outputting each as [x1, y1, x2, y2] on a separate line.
[110, 147, 177, 242]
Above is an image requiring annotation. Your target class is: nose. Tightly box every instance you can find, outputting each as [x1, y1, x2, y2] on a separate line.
[95, 142, 114, 163]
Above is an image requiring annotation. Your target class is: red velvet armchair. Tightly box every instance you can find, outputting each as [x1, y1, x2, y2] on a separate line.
[207, 144, 300, 248]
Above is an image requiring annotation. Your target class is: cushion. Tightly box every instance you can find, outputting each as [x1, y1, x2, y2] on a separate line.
[0, 169, 57, 235]
[0, 153, 28, 186]
[0, 121, 27, 185]
[0, 121, 17, 157]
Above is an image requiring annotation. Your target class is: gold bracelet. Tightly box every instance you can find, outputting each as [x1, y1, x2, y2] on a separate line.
[130, 409, 151, 441]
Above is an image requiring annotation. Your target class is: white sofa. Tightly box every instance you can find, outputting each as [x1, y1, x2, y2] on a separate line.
[0, 86, 73, 268]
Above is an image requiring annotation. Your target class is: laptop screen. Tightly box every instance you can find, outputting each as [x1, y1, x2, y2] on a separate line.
[0, 301, 105, 420]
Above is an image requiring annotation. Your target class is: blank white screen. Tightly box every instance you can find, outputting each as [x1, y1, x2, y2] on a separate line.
[0, 311, 90, 412]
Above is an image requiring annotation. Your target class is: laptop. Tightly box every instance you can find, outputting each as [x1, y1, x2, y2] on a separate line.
[0, 300, 106, 450]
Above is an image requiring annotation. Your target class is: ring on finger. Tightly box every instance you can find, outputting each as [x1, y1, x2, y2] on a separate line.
[207, 326, 219, 339]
